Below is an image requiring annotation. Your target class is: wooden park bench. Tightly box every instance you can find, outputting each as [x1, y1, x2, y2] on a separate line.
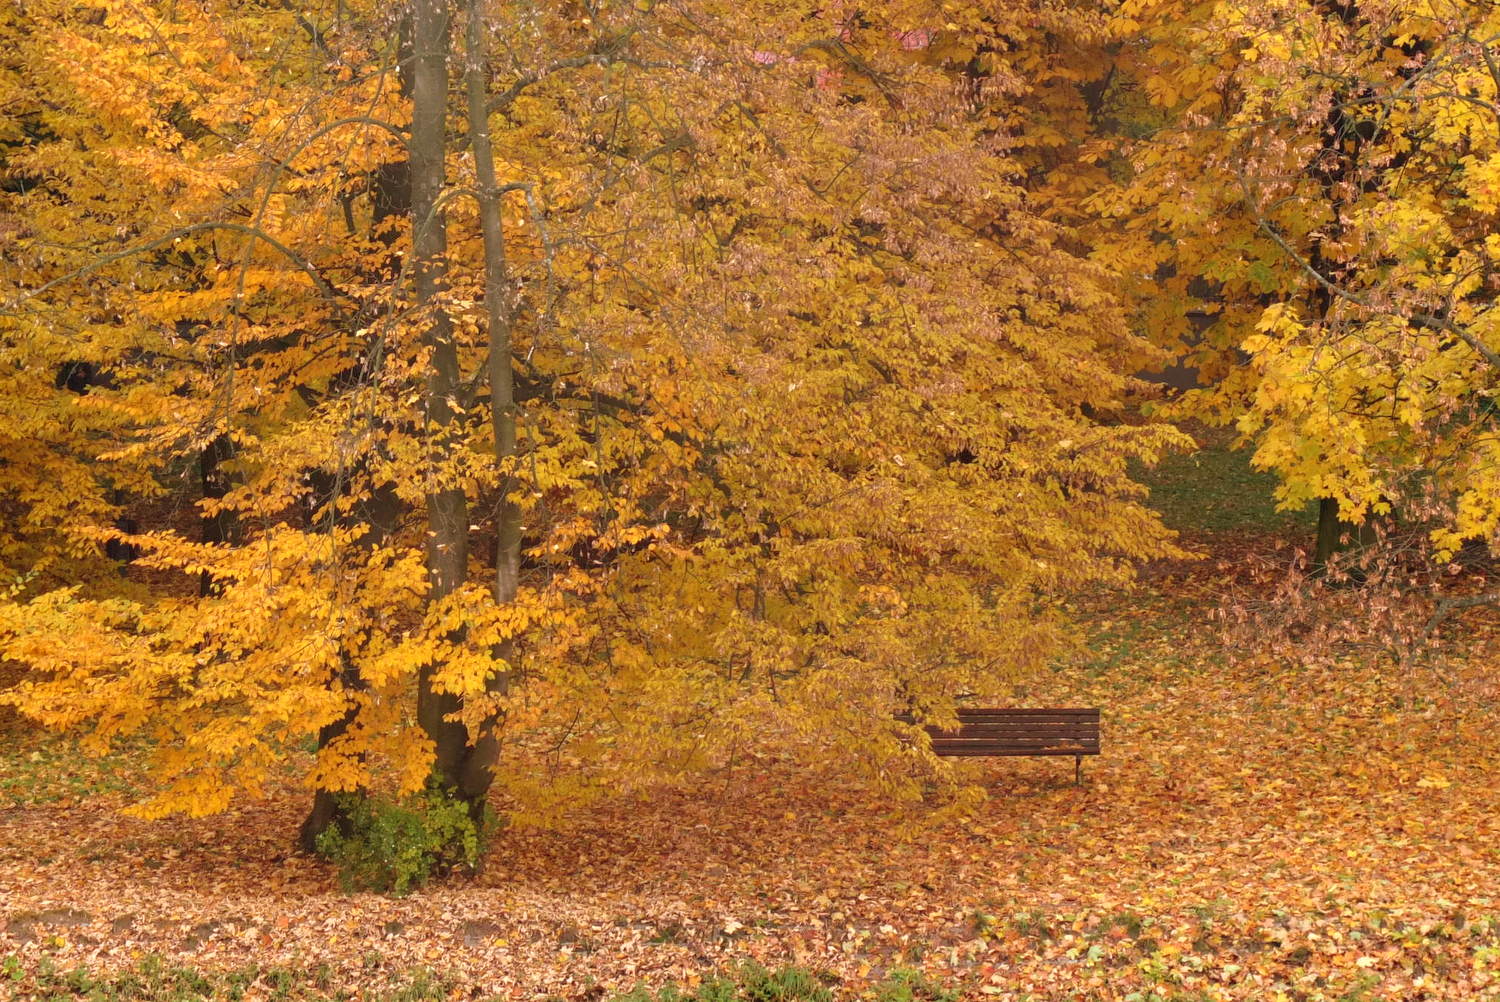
[900, 707, 1100, 784]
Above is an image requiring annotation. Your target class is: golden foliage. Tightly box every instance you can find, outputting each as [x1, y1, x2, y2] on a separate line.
[1111, 0, 1500, 554]
[0, 0, 1187, 821]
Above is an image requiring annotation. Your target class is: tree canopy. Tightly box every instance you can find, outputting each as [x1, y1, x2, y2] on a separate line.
[1, 0, 1495, 842]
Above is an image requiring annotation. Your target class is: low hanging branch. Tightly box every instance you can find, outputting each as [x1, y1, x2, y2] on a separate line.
[4, 221, 350, 316]
[1425, 590, 1500, 635]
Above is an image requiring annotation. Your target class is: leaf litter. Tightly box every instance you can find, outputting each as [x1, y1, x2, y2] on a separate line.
[2, 534, 1498, 1001]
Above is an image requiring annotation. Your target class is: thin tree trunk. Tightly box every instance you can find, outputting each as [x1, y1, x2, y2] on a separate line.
[297, 474, 402, 852]
[457, 0, 518, 803]
[1313, 497, 1342, 574]
[199, 432, 238, 596]
[408, 0, 473, 794]
[296, 652, 366, 852]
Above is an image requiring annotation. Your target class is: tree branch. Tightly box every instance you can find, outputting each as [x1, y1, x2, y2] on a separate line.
[1425, 590, 1500, 635]
[1242, 177, 1500, 372]
[5, 221, 347, 314]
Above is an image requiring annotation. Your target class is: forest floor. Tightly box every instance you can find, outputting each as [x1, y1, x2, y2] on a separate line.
[3, 437, 1499, 1001]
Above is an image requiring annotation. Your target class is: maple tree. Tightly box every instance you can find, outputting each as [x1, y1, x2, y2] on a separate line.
[1109, 0, 1500, 575]
[0, 0, 1186, 844]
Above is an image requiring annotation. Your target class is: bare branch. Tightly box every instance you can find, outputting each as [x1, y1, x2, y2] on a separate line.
[1425, 590, 1500, 634]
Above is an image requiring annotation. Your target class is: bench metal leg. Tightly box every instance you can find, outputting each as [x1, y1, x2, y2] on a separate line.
[1075, 756, 1082, 786]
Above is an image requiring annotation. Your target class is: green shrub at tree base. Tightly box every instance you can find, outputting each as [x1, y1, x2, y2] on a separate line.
[313, 784, 489, 895]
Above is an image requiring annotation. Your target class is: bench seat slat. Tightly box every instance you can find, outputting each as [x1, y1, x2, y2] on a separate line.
[930, 745, 1099, 757]
[947, 717, 1096, 725]
[928, 736, 1099, 746]
[918, 729, 1098, 735]
[952, 708, 1097, 718]
[929, 735, 1095, 745]
[928, 734, 1097, 743]
[926, 734, 1098, 744]
[924, 723, 1098, 734]
[897, 708, 1097, 720]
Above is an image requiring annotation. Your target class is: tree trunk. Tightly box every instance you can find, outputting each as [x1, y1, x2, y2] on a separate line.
[1312, 497, 1374, 582]
[408, 0, 474, 798]
[296, 652, 365, 852]
[457, 0, 518, 804]
[199, 432, 239, 596]
[296, 472, 403, 852]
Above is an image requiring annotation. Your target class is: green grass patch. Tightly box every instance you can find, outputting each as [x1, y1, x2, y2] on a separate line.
[2, 955, 454, 1002]
[0, 731, 144, 808]
[612, 964, 837, 1002]
[605, 964, 957, 1002]
[0, 958, 960, 1002]
[1133, 441, 1316, 536]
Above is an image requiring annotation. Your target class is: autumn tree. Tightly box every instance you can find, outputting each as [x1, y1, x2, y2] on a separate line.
[0, 0, 1186, 847]
[1111, 0, 1500, 582]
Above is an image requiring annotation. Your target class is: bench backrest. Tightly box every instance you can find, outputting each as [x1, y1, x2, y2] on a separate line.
[901, 707, 1100, 757]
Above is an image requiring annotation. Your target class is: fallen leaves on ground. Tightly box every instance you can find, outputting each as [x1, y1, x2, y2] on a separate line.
[3, 536, 1498, 1001]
